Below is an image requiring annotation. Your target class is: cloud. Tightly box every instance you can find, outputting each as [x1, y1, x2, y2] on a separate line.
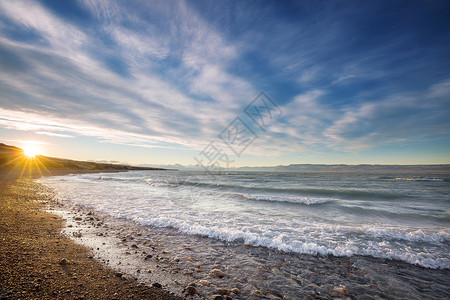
[275, 78, 450, 152]
[35, 131, 75, 138]
[0, 0, 449, 163]
[0, 0, 259, 153]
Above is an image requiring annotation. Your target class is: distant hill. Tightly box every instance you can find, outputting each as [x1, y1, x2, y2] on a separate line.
[273, 164, 450, 173]
[141, 162, 450, 173]
[0, 143, 167, 175]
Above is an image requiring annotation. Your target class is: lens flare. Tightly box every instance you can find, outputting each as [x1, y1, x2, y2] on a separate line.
[23, 144, 42, 158]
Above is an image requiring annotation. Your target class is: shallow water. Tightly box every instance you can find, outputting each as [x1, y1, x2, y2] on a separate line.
[38, 170, 450, 269]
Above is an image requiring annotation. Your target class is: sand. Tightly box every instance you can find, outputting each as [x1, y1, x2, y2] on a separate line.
[0, 174, 180, 300]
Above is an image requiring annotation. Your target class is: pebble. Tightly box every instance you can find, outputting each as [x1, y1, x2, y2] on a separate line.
[199, 280, 211, 286]
[58, 258, 68, 265]
[216, 288, 229, 295]
[212, 295, 223, 300]
[210, 269, 226, 278]
[186, 286, 198, 295]
[231, 288, 240, 295]
[152, 282, 162, 289]
[333, 286, 349, 295]
[115, 272, 123, 277]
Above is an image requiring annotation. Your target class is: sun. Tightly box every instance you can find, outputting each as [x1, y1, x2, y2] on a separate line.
[23, 144, 42, 158]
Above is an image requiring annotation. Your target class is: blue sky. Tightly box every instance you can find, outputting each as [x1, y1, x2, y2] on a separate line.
[0, 0, 449, 167]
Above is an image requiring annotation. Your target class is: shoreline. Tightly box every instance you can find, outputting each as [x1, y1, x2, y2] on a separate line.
[1, 170, 449, 299]
[0, 173, 180, 300]
[39, 172, 449, 299]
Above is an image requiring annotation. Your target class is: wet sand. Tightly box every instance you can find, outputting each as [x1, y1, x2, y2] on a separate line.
[0, 175, 180, 300]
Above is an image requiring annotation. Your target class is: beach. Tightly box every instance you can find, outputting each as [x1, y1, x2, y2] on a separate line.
[1, 170, 448, 299]
[0, 174, 180, 300]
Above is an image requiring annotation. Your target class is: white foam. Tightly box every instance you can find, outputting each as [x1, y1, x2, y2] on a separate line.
[241, 193, 332, 205]
[395, 177, 444, 182]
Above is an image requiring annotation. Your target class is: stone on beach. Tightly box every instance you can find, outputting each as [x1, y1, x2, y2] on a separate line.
[185, 285, 198, 295]
[216, 288, 229, 295]
[199, 280, 211, 286]
[210, 269, 226, 278]
[333, 286, 349, 295]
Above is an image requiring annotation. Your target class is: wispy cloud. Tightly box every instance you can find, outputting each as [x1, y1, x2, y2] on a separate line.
[0, 0, 449, 164]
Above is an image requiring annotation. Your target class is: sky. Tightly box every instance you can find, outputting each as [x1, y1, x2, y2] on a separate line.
[0, 0, 449, 167]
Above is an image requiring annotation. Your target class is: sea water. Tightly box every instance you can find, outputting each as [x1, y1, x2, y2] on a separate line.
[37, 170, 450, 269]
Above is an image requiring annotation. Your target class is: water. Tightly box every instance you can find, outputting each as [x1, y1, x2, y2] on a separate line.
[37, 170, 450, 269]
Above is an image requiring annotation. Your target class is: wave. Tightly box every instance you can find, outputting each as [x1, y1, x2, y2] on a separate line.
[135, 215, 450, 269]
[174, 180, 404, 200]
[239, 193, 333, 205]
[146, 178, 178, 187]
[394, 177, 446, 182]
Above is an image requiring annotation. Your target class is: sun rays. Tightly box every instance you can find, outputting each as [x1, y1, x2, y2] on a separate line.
[0, 141, 54, 177]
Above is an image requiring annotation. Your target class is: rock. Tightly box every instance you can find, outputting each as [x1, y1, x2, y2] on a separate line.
[58, 258, 68, 265]
[210, 269, 226, 278]
[269, 289, 283, 298]
[213, 264, 222, 269]
[115, 272, 123, 277]
[199, 280, 211, 286]
[252, 289, 263, 296]
[216, 288, 229, 295]
[152, 282, 162, 289]
[74, 217, 82, 221]
[145, 254, 153, 260]
[231, 288, 240, 295]
[194, 267, 201, 272]
[147, 269, 152, 273]
[332, 286, 349, 295]
[212, 295, 224, 300]
[87, 211, 93, 215]
[131, 244, 138, 248]
[186, 286, 198, 295]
